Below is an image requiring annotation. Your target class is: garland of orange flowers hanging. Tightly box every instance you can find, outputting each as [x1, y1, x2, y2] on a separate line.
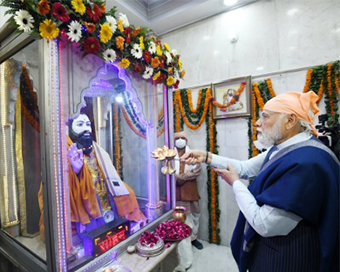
[210, 82, 246, 111]
[250, 60, 339, 158]
[113, 102, 123, 179]
[303, 60, 339, 126]
[20, 63, 40, 133]
[173, 88, 221, 244]
[249, 79, 276, 157]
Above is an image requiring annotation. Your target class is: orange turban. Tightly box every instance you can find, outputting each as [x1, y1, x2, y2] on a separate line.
[263, 91, 320, 137]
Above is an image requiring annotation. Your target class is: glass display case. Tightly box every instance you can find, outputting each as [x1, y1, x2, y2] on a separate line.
[0, 27, 175, 272]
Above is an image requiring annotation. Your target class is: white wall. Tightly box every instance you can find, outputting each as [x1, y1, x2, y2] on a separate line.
[162, 0, 340, 246]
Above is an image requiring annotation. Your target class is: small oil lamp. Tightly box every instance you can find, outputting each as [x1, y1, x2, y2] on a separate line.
[151, 146, 176, 175]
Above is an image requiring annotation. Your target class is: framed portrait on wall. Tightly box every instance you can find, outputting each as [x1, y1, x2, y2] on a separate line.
[212, 76, 252, 119]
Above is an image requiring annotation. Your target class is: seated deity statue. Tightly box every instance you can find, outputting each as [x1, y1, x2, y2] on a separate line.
[38, 112, 146, 242]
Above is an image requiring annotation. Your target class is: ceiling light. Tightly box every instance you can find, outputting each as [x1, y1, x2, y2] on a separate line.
[287, 8, 298, 16]
[116, 95, 123, 103]
[229, 32, 238, 43]
[224, 0, 238, 6]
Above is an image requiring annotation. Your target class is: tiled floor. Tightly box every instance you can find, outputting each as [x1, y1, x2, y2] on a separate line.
[187, 240, 238, 272]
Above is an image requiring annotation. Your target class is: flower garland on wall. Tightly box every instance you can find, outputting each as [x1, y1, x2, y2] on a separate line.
[173, 88, 221, 244]
[1, 0, 185, 87]
[249, 60, 339, 157]
[303, 61, 339, 127]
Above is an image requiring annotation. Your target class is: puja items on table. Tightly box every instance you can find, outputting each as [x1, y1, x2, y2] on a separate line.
[135, 231, 165, 257]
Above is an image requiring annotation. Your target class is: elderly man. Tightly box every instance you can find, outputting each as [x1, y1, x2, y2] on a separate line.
[174, 131, 203, 250]
[181, 91, 339, 272]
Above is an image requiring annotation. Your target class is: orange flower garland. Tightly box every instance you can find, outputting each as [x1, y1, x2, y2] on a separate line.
[173, 89, 211, 130]
[266, 78, 276, 98]
[327, 64, 334, 115]
[317, 79, 324, 104]
[21, 64, 40, 132]
[251, 91, 258, 157]
[335, 73, 340, 95]
[114, 103, 121, 175]
[187, 89, 203, 113]
[252, 83, 265, 111]
[303, 69, 313, 93]
[210, 82, 246, 111]
[208, 101, 218, 243]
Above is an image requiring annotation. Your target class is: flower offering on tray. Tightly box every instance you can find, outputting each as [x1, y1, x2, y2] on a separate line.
[154, 220, 191, 241]
[135, 231, 164, 257]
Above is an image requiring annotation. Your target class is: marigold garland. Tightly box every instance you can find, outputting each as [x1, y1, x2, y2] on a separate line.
[173, 88, 221, 244]
[266, 78, 276, 99]
[252, 83, 265, 111]
[113, 102, 121, 176]
[303, 69, 313, 93]
[327, 64, 334, 116]
[210, 82, 246, 111]
[317, 79, 324, 104]
[20, 63, 40, 133]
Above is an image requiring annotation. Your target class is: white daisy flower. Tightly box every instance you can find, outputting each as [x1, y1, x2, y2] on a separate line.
[119, 13, 129, 28]
[106, 16, 117, 33]
[14, 9, 34, 33]
[165, 51, 172, 65]
[143, 67, 154, 79]
[67, 21, 82, 42]
[131, 44, 143, 59]
[103, 49, 117, 63]
[171, 49, 178, 56]
[148, 41, 156, 54]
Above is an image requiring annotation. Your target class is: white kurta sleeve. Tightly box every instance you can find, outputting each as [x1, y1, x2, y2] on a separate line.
[210, 152, 267, 179]
[233, 180, 302, 237]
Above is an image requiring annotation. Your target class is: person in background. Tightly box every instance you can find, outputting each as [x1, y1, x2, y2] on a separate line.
[174, 131, 203, 250]
[180, 91, 339, 272]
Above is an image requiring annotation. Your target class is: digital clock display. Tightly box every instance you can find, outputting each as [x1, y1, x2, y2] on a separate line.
[83, 218, 130, 257]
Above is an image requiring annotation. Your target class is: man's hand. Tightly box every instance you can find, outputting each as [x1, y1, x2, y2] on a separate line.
[180, 150, 206, 165]
[68, 143, 84, 174]
[214, 163, 239, 186]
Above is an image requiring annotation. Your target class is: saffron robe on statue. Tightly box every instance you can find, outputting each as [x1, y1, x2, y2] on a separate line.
[38, 137, 145, 241]
[231, 138, 339, 272]
[66, 136, 146, 225]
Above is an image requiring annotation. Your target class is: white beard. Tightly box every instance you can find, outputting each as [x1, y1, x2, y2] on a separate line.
[257, 117, 284, 146]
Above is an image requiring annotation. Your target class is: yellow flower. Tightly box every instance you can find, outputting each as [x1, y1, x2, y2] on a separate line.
[153, 71, 161, 81]
[139, 36, 145, 50]
[117, 18, 124, 32]
[166, 76, 175, 86]
[100, 24, 113, 44]
[164, 43, 170, 52]
[39, 19, 59, 40]
[71, 0, 86, 15]
[156, 45, 162, 56]
[178, 59, 182, 71]
[118, 58, 130, 69]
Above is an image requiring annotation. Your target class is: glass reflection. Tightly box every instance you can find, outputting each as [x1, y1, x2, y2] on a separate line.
[0, 41, 45, 260]
[64, 62, 170, 267]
